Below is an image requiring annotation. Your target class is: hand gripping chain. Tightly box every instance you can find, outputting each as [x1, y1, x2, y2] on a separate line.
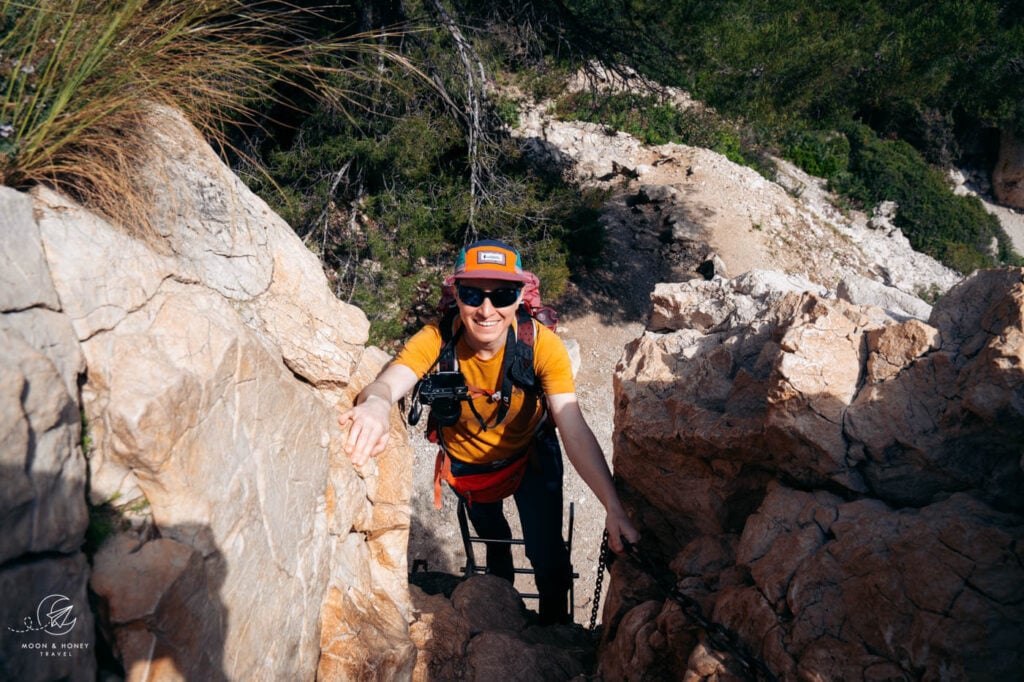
[589, 531, 778, 682]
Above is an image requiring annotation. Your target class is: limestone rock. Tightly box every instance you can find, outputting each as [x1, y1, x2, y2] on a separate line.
[408, 575, 595, 680]
[607, 268, 1024, 679]
[836, 271, 933, 321]
[0, 323, 87, 563]
[6, 107, 415, 680]
[409, 585, 471, 681]
[0, 188, 94, 681]
[91, 534, 224, 681]
[0, 187, 60, 311]
[994, 128, 1024, 209]
[452, 575, 528, 634]
[466, 630, 585, 681]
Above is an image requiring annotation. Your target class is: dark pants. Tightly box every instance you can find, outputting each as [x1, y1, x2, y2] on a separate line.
[461, 429, 573, 624]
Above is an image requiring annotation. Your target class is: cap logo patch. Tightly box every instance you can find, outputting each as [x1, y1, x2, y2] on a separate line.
[476, 250, 506, 266]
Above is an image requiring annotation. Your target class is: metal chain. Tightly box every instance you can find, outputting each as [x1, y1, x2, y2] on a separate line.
[588, 530, 611, 631]
[620, 540, 779, 682]
[588, 531, 777, 680]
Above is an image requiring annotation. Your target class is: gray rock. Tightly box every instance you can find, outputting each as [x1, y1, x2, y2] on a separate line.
[837, 272, 932, 321]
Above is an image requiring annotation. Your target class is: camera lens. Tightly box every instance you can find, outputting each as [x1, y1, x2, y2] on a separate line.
[433, 398, 461, 426]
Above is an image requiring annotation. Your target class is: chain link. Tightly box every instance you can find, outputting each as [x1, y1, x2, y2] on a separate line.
[588, 529, 610, 631]
[588, 532, 777, 681]
[621, 541, 778, 682]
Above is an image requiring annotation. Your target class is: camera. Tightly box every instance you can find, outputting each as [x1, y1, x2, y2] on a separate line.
[416, 371, 469, 426]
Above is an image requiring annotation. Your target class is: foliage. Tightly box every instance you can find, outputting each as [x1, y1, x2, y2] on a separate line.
[555, 0, 1024, 271]
[829, 123, 1017, 273]
[246, 24, 606, 347]
[0, 0, 407, 234]
[783, 129, 851, 180]
[604, 0, 1024, 139]
[83, 493, 150, 555]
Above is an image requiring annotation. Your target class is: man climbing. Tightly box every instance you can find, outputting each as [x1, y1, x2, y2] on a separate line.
[338, 238, 638, 624]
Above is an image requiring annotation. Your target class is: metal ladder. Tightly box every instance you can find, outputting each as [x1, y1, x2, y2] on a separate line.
[456, 499, 578, 615]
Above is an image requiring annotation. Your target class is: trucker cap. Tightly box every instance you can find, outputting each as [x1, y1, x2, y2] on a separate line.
[453, 239, 528, 283]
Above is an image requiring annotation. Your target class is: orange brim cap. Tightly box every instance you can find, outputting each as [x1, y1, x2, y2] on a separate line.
[453, 239, 527, 282]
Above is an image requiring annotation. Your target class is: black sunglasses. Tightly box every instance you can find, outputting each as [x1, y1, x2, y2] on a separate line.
[456, 284, 521, 308]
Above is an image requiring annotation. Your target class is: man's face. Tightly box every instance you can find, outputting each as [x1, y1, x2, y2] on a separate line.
[454, 277, 522, 351]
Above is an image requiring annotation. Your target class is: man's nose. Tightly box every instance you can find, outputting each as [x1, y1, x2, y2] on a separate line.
[478, 296, 496, 314]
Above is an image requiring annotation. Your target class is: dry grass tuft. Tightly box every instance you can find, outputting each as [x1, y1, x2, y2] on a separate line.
[0, 0, 415, 235]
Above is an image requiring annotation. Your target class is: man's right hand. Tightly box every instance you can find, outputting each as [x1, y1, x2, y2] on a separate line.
[338, 395, 392, 466]
[337, 364, 420, 466]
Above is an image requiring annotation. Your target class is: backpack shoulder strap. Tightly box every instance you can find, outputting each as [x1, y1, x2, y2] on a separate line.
[437, 309, 461, 372]
[509, 306, 540, 394]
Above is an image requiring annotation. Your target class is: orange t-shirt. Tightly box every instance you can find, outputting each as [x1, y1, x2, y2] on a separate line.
[394, 318, 574, 464]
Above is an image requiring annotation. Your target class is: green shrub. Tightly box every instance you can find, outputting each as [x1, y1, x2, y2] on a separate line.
[830, 123, 1007, 273]
[249, 51, 606, 346]
[783, 129, 851, 179]
[492, 95, 521, 128]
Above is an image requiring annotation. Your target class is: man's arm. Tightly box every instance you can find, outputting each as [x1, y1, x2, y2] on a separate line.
[338, 363, 420, 466]
[546, 392, 640, 553]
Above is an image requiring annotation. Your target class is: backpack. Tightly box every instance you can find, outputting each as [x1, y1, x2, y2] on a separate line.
[409, 271, 561, 507]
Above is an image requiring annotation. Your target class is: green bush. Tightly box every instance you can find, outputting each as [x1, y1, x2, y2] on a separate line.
[248, 49, 607, 347]
[492, 95, 521, 128]
[783, 129, 851, 179]
[830, 123, 1007, 273]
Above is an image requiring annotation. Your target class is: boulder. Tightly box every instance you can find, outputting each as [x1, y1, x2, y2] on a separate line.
[836, 271, 933, 321]
[0, 187, 94, 682]
[3, 107, 415, 680]
[408, 575, 591, 681]
[607, 268, 1024, 679]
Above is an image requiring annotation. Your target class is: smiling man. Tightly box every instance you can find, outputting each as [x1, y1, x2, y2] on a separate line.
[339, 239, 638, 624]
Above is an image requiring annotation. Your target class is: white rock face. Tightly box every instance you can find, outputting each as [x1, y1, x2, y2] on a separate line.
[514, 95, 963, 301]
[2, 108, 415, 680]
[1, 187, 95, 682]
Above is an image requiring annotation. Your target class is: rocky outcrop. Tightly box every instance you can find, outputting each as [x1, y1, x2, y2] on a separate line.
[515, 102, 962, 301]
[1, 188, 95, 682]
[994, 128, 1024, 209]
[408, 574, 594, 681]
[1, 108, 415, 680]
[606, 268, 1024, 680]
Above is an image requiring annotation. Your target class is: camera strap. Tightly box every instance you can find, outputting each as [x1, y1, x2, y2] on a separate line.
[407, 323, 464, 427]
[415, 310, 539, 434]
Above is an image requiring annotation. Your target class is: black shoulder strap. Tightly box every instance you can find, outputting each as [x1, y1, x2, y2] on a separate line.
[438, 309, 461, 372]
[509, 306, 539, 393]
